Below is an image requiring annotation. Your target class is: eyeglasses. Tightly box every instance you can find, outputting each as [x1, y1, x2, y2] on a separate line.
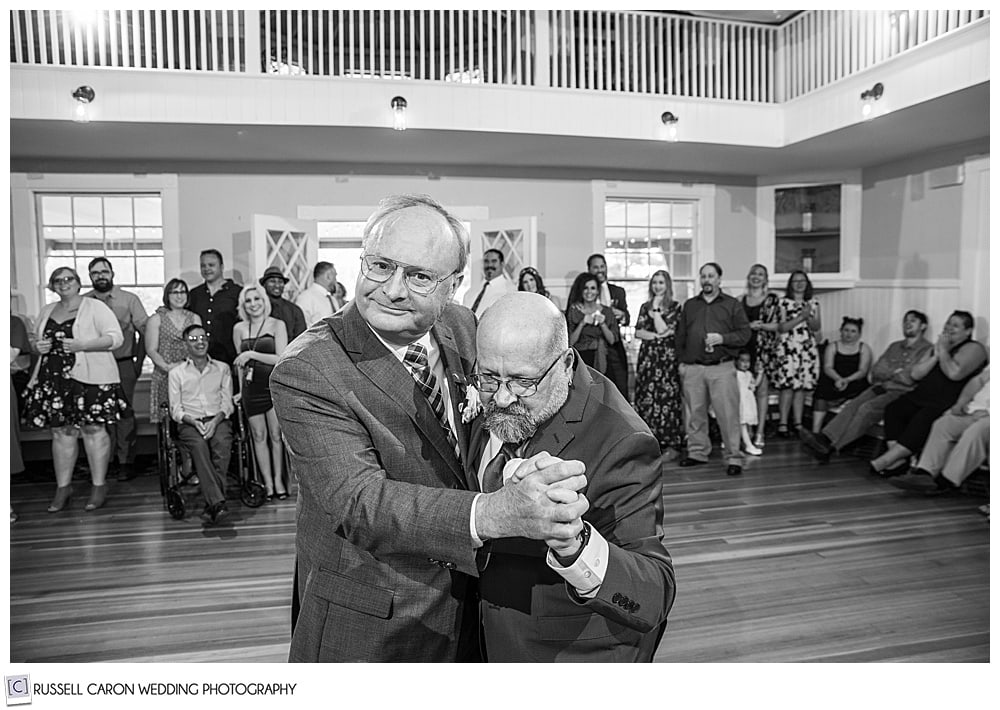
[359, 255, 457, 296]
[52, 276, 78, 286]
[470, 350, 569, 397]
[186, 334, 208, 342]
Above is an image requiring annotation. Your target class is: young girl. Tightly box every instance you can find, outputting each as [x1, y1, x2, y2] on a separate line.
[736, 350, 763, 455]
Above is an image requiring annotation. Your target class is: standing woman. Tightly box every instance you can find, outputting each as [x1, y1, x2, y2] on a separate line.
[740, 264, 780, 447]
[767, 270, 821, 436]
[233, 284, 288, 500]
[146, 279, 201, 423]
[518, 266, 561, 310]
[22, 267, 126, 512]
[566, 272, 618, 377]
[633, 270, 684, 458]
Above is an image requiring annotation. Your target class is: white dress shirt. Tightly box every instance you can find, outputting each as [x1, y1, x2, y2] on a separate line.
[295, 282, 338, 326]
[473, 431, 610, 597]
[168, 357, 235, 423]
[462, 272, 516, 316]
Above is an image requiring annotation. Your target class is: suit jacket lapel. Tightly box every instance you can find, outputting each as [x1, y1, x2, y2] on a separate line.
[334, 304, 466, 487]
[524, 355, 590, 461]
[432, 319, 474, 468]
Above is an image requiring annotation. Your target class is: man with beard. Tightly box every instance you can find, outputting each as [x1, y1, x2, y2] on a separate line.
[800, 310, 933, 462]
[84, 257, 148, 481]
[259, 266, 307, 341]
[470, 292, 676, 662]
[295, 261, 340, 327]
[585, 253, 630, 397]
[463, 248, 515, 318]
[188, 249, 242, 365]
[676, 262, 751, 476]
[270, 194, 588, 662]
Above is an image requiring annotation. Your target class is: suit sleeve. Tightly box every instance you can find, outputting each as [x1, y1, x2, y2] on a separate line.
[614, 286, 631, 326]
[572, 431, 676, 634]
[270, 352, 481, 576]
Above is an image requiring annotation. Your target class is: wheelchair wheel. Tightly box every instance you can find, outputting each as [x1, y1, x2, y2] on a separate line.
[166, 488, 186, 520]
[241, 480, 268, 508]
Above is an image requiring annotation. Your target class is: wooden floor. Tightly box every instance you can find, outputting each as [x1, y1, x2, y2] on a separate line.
[9, 439, 989, 663]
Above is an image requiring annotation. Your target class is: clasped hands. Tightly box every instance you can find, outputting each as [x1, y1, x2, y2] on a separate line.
[476, 451, 589, 559]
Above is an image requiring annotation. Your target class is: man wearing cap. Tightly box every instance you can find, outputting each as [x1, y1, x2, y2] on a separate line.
[260, 266, 307, 341]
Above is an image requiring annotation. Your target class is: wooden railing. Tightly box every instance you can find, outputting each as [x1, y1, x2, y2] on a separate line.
[547, 10, 776, 102]
[9, 10, 989, 102]
[780, 10, 990, 100]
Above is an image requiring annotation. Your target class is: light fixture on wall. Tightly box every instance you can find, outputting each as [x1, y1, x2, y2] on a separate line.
[860, 82, 883, 120]
[72, 85, 95, 123]
[660, 111, 679, 142]
[390, 96, 407, 131]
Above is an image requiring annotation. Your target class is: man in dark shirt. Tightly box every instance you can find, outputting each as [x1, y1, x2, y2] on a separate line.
[675, 262, 751, 476]
[187, 249, 242, 365]
[259, 266, 307, 341]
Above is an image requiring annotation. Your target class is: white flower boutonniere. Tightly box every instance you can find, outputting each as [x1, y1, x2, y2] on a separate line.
[459, 384, 483, 424]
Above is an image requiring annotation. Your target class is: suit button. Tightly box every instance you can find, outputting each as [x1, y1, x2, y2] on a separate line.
[632, 602, 641, 612]
[612, 593, 621, 604]
[444, 562, 456, 569]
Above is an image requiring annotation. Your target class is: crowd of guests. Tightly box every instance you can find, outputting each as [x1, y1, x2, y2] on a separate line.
[12, 250, 349, 523]
[12, 246, 989, 519]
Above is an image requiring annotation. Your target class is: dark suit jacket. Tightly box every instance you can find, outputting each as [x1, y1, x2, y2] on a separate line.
[607, 282, 631, 327]
[471, 355, 676, 662]
[271, 302, 482, 662]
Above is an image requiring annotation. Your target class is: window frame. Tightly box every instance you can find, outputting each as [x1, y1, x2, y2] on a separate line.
[11, 173, 180, 318]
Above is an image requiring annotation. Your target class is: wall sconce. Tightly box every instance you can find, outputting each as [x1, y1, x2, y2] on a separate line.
[860, 82, 883, 120]
[390, 96, 407, 131]
[72, 85, 95, 123]
[660, 111, 679, 142]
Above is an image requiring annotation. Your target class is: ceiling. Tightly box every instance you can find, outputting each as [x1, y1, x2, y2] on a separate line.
[679, 10, 800, 25]
[9, 82, 988, 183]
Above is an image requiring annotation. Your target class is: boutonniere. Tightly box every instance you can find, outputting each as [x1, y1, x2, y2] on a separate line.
[453, 373, 483, 424]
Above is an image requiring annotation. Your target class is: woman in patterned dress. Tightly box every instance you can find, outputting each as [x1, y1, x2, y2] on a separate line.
[22, 267, 127, 513]
[145, 279, 201, 423]
[633, 270, 684, 458]
[740, 264, 780, 447]
[767, 270, 822, 436]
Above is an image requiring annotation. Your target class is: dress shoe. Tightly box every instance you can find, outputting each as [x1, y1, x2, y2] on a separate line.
[678, 457, 707, 467]
[890, 468, 955, 495]
[84, 484, 107, 511]
[47, 485, 73, 513]
[211, 502, 229, 524]
[799, 429, 832, 462]
[116, 462, 135, 482]
[726, 465, 743, 476]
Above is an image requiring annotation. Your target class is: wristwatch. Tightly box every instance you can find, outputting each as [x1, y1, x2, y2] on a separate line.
[554, 522, 591, 565]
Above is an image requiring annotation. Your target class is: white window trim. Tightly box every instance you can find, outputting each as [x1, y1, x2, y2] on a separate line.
[755, 169, 862, 287]
[591, 180, 717, 277]
[10, 173, 180, 317]
[299, 205, 490, 223]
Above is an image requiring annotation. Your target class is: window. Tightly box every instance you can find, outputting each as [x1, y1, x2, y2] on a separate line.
[37, 193, 165, 315]
[603, 197, 698, 322]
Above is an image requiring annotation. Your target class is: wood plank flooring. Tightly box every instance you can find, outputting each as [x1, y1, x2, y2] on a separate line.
[8, 439, 989, 662]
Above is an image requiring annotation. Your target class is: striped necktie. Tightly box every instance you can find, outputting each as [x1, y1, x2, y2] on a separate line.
[403, 343, 460, 459]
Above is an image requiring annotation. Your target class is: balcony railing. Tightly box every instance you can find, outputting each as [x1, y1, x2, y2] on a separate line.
[10, 9, 989, 103]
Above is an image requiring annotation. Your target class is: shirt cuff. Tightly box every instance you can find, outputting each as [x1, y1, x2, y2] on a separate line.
[545, 524, 609, 598]
[469, 493, 484, 548]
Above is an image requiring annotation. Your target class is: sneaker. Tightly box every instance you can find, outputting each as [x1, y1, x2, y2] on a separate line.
[210, 502, 229, 525]
[744, 443, 763, 456]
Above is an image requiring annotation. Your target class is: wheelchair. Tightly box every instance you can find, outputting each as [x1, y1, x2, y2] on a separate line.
[156, 397, 267, 520]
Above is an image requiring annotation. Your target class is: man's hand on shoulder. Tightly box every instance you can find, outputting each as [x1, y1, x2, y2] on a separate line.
[475, 452, 588, 542]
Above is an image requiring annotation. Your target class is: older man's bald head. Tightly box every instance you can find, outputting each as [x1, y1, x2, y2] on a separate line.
[477, 292, 568, 362]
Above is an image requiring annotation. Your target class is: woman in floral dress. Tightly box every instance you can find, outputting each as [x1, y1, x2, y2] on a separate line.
[145, 279, 201, 423]
[633, 270, 684, 458]
[22, 267, 127, 512]
[767, 270, 822, 436]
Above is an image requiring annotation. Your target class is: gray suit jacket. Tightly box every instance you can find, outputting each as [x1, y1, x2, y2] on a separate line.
[271, 302, 481, 662]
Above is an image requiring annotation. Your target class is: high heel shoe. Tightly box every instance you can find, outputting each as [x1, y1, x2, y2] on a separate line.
[777, 424, 790, 438]
[84, 484, 107, 512]
[47, 485, 72, 513]
[275, 489, 289, 501]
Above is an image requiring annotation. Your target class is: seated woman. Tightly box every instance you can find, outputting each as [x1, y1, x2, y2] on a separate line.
[565, 272, 617, 377]
[869, 310, 987, 476]
[810, 317, 873, 433]
[233, 284, 289, 500]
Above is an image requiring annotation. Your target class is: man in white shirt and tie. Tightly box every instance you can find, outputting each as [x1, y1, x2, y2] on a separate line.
[462, 248, 515, 317]
[295, 261, 341, 326]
